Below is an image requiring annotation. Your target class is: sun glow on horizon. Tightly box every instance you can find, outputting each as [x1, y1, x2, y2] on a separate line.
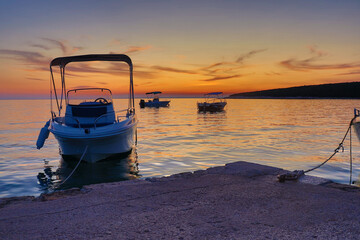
[0, 0, 359, 99]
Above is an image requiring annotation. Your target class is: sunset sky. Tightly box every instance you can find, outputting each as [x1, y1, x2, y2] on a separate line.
[0, 0, 359, 98]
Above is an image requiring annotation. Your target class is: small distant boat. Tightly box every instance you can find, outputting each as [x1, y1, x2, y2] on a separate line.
[197, 92, 227, 112]
[36, 54, 137, 163]
[139, 91, 170, 108]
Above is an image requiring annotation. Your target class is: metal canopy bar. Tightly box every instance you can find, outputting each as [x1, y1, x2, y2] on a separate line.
[50, 54, 133, 67]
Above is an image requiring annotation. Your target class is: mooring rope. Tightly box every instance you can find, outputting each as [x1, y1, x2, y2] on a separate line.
[278, 113, 358, 184]
[350, 123, 353, 185]
[52, 145, 88, 189]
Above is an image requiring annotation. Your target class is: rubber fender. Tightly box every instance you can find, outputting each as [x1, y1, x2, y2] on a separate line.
[36, 120, 50, 149]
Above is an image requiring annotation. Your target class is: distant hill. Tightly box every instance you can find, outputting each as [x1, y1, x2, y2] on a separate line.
[228, 82, 360, 99]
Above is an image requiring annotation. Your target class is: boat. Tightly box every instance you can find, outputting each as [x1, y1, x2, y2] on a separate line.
[197, 92, 227, 112]
[36, 54, 137, 163]
[139, 91, 170, 108]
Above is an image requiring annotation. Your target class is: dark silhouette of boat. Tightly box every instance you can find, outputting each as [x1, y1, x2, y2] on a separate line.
[197, 92, 227, 112]
[139, 91, 170, 108]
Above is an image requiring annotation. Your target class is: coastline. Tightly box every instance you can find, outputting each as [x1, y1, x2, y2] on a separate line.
[0, 161, 359, 239]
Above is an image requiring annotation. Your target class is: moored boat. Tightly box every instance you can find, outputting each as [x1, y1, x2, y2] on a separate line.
[36, 54, 137, 163]
[197, 92, 227, 112]
[139, 91, 170, 108]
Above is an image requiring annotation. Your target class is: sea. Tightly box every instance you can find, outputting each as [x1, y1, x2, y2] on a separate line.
[1, 98, 360, 198]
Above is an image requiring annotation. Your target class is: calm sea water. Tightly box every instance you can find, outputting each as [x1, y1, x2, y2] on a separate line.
[1, 98, 360, 198]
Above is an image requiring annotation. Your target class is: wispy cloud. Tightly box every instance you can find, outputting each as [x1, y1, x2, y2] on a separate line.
[265, 71, 282, 76]
[152, 66, 198, 74]
[41, 38, 83, 55]
[280, 45, 360, 71]
[30, 43, 51, 51]
[201, 74, 242, 82]
[147, 48, 265, 82]
[236, 49, 267, 64]
[336, 70, 360, 76]
[96, 81, 108, 85]
[0, 49, 48, 65]
[0, 38, 85, 71]
[135, 81, 153, 87]
[1, 40, 264, 86]
[280, 58, 360, 71]
[61, 61, 156, 80]
[307, 45, 327, 57]
[124, 45, 152, 54]
[27, 77, 46, 81]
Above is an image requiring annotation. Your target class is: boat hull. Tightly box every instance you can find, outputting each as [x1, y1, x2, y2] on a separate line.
[50, 117, 137, 163]
[353, 121, 360, 141]
[144, 101, 170, 108]
[197, 102, 226, 112]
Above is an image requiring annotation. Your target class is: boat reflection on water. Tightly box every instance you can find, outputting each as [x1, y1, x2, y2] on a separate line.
[37, 149, 140, 193]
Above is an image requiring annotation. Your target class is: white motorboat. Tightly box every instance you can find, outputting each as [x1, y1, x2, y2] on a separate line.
[197, 92, 227, 112]
[139, 91, 170, 108]
[36, 54, 137, 163]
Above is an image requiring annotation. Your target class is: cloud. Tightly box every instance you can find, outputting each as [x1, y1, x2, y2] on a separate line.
[201, 74, 242, 82]
[0, 49, 48, 65]
[147, 48, 266, 82]
[58, 61, 156, 80]
[236, 49, 267, 64]
[265, 71, 282, 76]
[27, 77, 46, 81]
[201, 62, 234, 72]
[124, 45, 152, 54]
[280, 58, 360, 71]
[336, 70, 360, 76]
[152, 66, 198, 74]
[280, 45, 360, 71]
[41, 38, 83, 55]
[205, 62, 228, 69]
[134, 81, 153, 87]
[30, 43, 51, 51]
[307, 45, 327, 57]
[96, 81, 108, 85]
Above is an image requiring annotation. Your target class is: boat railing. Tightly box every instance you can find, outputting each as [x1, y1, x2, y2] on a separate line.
[59, 116, 82, 128]
[94, 108, 134, 129]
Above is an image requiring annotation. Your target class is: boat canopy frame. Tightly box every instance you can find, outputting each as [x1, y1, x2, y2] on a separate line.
[66, 88, 113, 106]
[50, 54, 135, 118]
[202, 92, 226, 104]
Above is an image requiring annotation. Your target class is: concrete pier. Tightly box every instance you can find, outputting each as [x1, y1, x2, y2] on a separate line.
[0, 161, 359, 239]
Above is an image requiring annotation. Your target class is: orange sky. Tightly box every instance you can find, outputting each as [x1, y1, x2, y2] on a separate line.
[0, 1, 359, 98]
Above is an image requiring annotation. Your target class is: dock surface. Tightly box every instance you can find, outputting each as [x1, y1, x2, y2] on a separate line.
[0, 161, 359, 239]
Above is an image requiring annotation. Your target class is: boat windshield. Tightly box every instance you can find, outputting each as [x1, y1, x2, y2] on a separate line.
[67, 88, 112, 105]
